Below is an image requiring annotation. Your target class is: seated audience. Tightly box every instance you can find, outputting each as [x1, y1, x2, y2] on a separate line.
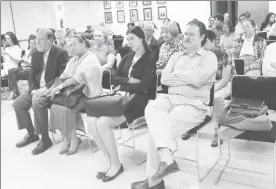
[260, 12, 276, 32]
[213, 14, 224, 46]
[85, 25, 94, 34]
[65, 28, 70, 37]
[156, 22, 186, 73]
[86, 26, 156, 182]
[182, 30, 234, 147]
[1, 32, 22, 77]
[122, 22, 135, 47]
[55, 30, 72, 57]
[220, 22, 239, 52]
[144, 22, 160, 63]
[7, 34, 37, 100]
[207, 16, 215, 30]
[12, 28, 69, 155]
[47, 33, 103, 155]
[233, 19, 266, 76]
[90, 27, 116, 72]
[163, 18, 171, 25]
[268, 23, 276, 39]
[262, 42, 276, 76]
[173, 21, 184, 40]
[235, 13, 247, 37]
[131, 19, 217, 189]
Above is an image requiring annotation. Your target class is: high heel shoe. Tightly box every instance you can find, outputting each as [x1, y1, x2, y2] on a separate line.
[102, 164, 124, 183]
[66, 138, 81, 156]
[96, 172, 106, 179]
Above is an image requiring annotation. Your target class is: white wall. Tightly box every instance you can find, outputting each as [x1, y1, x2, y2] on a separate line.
[1, 1, 15, 34]
[269, 1, 276, 12]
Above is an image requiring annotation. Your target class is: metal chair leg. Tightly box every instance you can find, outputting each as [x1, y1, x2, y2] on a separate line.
[274, 141, 276, 189]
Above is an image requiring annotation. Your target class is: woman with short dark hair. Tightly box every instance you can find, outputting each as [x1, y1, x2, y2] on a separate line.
[1, 32, 22, 77]
[47, 33, 103, 155]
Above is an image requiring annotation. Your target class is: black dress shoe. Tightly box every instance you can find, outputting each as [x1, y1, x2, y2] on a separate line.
[182, 132, 192, 140]
[32, 139, 53, 155]
[16, 134, 39, 148]
[102, 164, 124, 182]
[211, 134, 223, 147]
[152, 160, 179, 179]
[131, 179, 165, 189]
[96, 172, 106, 179]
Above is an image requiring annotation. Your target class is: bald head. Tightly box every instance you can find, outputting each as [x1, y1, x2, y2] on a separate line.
[36, 28, 53, 52]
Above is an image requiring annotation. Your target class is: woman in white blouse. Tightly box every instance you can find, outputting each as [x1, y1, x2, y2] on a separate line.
[1, 32, 22, 77]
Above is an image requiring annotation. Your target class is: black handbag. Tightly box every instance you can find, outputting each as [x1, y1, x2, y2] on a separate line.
[51, 78, 85, 108]
[84, 93, 136, 117]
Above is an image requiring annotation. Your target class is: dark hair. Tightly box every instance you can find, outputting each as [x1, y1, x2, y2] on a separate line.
[187, 19, 207, 46]
[27, 34, 36, 50]
[127, 26, 152, 55]
[1, 34, 5, 42]
[127, 22, 135, 28]
[72, 33, 91, 48]
[239, 13, 247, 20]
[5, 32, 19, 46]
[206, 30, 216, 42]
[223, 21, 235, 33]
[214, 14, 224, 23]
[245, 12, 251, 18]
[174, 22, 182, 34]
[263, 12, 276, 27]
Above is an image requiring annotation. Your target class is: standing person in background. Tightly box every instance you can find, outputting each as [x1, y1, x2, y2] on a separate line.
[260, 12, 276, 32]
[65, 28, 70, 37]
[144, 22, 160, 63]
[1, 32, 22, 77]
[224, 13, 230, 24]
[7, 34, 37, 100]
[213, 14, 224, 47]
[207, 17, 215, 30]
[245, 12, 251, 19]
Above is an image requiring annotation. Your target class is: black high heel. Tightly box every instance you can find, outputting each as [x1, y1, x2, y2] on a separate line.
[102, 164, 124, 182]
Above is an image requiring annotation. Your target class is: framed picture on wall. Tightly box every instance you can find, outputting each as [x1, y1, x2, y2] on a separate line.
[158, 6, 167, 19]
[143, 1, 151, 5]
[130, 9, 138, 21]
[117, 10, 125, 23]
[157, 1, 166, 4]
[143, 8, 152, 21]
[103, 1, 111, 9]
[129, 1, 137, 7]
[105, 12, 113, 23]
[116, 1, 124, 8]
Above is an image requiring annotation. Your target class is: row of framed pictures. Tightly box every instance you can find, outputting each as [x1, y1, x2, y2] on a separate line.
[103, 1, 166, 9]
[104, 7, 167, 23]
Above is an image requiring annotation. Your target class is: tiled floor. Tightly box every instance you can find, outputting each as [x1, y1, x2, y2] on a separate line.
[1, 99, 276, 189]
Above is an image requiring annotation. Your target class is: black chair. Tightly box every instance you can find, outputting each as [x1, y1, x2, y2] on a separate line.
[214, 75, 276, 188]
[267, 40, 276, 46]
[258, 31, 268, 39]
[169, 84, 215, 182]
[269, 36, 276, 40]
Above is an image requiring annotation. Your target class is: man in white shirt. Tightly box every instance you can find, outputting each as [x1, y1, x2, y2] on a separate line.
[13, 28, 69, 155]
[262, 42, 276, 76]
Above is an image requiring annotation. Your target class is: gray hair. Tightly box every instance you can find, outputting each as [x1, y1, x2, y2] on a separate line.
[37, 28, 54, 41]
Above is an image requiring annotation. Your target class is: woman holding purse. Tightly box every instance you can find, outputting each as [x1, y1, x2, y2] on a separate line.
[85, 26, 156, 182]
[45, 33, 103, 155]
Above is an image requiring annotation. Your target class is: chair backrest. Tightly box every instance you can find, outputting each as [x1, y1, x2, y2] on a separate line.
[102, 69, 112, 94]
[258, 32, 267, 39]
[208, 83, 215, 107]
[266, 40, 276, 46]
[231, 76, 276, 111]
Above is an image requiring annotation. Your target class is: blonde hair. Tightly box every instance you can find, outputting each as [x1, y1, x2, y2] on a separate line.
[160, 22, 179, 38]
[94, 26, 113, 46]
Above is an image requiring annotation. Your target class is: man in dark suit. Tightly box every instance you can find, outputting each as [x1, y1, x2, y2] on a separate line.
[13, 28, 69, 155]
[144, 22, 160, 63]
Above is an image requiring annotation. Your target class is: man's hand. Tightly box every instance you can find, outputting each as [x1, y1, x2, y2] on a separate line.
[31, 90, 37, 96]
[48, 87, 61, 100]
[128, 77, 141, 84]
[35, 87, 48, 97]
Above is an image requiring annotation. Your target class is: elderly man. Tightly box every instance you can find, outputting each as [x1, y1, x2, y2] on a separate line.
[224, 13, 230, 24]
[144, 22, 160, 63]
[13, 28, 69, 155]
[55, 30, 72, 57]
[131, 19, 217, 189]
[262, 42, 276, 76]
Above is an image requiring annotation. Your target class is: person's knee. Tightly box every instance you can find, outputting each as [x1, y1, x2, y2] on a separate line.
[145, 101, 156, 120]
[96, 117, 111, 133]
[32, 96, 48, 110]
[87, 116, 98, 131]
[12, 97, 21, 110]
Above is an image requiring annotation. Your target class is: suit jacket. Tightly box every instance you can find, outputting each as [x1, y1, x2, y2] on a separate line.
[28, 45, 69, 93]
[149, 37, 160, 63]
[112, 51, 156, 123]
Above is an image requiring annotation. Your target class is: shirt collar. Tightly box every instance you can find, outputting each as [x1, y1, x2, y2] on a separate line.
[44, 46, 52, 56]
[242, 35, 255, 42]
[182, 47, 206, 56]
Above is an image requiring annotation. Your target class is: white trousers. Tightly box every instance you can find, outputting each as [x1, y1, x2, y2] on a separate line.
[144, 95, 206, 177]
[1, 62, 18, 77]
